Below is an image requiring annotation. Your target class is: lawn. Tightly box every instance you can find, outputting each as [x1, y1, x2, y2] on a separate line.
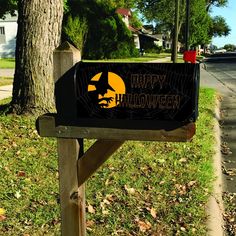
[83, 53, 172, 63]
[0, 77, 13, 86]
[0, 87, 217, 236]
[0, 58, 15, 69]
[0, 54, 170, 68]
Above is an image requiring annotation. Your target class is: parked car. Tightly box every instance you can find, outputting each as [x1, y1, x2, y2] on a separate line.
[212, 49, 226, 54]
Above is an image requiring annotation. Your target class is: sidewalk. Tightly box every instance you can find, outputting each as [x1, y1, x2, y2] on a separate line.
[0, 85, 13, 100]
[0, 69, 14, 77]
[200, 65, 225, 236]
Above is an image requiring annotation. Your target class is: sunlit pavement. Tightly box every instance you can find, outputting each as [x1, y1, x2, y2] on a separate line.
[0, 85, 13, 100]
[203, 58, 236, 194]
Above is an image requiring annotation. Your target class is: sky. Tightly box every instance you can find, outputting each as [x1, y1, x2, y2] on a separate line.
[211, 0, 236, 48]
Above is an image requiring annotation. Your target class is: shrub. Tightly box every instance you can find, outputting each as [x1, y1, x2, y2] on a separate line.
[63, 15, 88, 52]
[64, 0, 137, 59]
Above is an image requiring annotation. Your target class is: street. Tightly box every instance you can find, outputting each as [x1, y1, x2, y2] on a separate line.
[204, 53, 236, 194]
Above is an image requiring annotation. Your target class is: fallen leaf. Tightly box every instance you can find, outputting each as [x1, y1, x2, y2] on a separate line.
[179, 158, 187, 163]
[103, 199, 111, 205]
[102, 209, 109, 215]
[15, 191, 21, 199]
[105, 194, 115, 202]
[86, 220, 95, 227]
[124, 185, 135, 195]
[17, 171, 26, 177]
[0, 215, 6, 221]
[136, 219, 152, 232]
[0, 208, 6, 216]
[188, 181, 197, 187]
[150, 208, 157, 219]
[87, 204, 95, 214]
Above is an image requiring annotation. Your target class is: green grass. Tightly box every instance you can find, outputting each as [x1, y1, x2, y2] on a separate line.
[0, 58, 15, 69]
[0, 77, 13, 86]
[0, 88, 216, 235]
[83, 53, 171, 62]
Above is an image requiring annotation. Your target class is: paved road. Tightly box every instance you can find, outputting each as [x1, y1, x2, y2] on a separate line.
[204, 54, 236, 194]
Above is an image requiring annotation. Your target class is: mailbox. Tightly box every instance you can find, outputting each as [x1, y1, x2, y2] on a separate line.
[55, 62, 200, 130]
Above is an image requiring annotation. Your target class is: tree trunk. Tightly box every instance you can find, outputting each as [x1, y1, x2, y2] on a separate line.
[11, 0, 63, 114]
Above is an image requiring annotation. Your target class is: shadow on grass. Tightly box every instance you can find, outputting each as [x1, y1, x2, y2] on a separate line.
[0, 99, 11, 115]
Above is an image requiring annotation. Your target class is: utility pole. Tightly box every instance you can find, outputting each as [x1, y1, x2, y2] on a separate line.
[185, 0, 190, 51]
[173, 0, 180, 63]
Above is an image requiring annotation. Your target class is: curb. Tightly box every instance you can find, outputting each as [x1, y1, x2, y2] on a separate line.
[207, 96, 225, 236]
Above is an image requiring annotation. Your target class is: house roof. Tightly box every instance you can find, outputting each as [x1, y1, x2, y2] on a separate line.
[129, 25, 140, 33]
[116, 8, 132, 17]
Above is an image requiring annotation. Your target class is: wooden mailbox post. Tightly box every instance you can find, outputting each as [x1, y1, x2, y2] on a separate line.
[36, 42, 200, 236]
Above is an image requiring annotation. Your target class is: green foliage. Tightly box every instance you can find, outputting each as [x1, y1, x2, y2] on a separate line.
[129, 11, 143, 29]
[0, 0, 17, 19]
[66, 0, 138, 59]
[63, 15, 88, 52]
[137, 0, 230, 47]
[189, 0, 212, 46]
[206, 0, 228, 11]
[223, 44, 236, 51]
[210, 16, 231, 37]
[96, 0, 136, 9]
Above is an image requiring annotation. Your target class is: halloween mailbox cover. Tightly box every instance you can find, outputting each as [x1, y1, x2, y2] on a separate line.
[55, 62, 200, 130]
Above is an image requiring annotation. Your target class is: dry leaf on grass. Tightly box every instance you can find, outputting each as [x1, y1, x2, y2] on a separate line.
[124, 185, 136, 195]
[135, 218, 152, 232]
[87, 204, 95, 214]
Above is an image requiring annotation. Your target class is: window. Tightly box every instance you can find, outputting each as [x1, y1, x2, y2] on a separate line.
[0, 26, 6, 44]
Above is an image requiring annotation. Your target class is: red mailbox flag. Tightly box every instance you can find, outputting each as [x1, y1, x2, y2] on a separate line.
[183, 51, 197, 64]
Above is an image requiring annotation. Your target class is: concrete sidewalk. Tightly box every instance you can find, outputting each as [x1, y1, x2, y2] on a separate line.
[0, 68, 14, 77]
[200, 65, 225, 236]
[0, 85, 13, 100]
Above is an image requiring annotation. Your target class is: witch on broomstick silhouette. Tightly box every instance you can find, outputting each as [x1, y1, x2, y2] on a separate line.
[88, 71, 115, 108]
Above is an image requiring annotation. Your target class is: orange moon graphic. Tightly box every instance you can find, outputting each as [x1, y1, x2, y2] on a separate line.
[88, 72, 126, 108]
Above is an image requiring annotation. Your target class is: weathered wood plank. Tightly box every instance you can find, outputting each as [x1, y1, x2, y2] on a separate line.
[37, 114, 195, 141]
[36, 114, 57, 137]
[56, 123, 195, 141]
[53, 42, 85, 236]
[57, 139, 86, 236]
[78, 140, 124, 187]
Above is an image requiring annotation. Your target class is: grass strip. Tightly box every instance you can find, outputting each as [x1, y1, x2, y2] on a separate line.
[0, 77, 13, 86]
[0, 88, 216, 235]
[83, 53, 171, 63]
[0, 58, 15, 69]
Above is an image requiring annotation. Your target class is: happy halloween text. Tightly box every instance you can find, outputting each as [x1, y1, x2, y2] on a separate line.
[115, 94, 181, 109]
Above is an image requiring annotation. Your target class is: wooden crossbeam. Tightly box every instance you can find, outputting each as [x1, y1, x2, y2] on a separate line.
[77, 140, 124, 187]
[36, 114, 195, 142]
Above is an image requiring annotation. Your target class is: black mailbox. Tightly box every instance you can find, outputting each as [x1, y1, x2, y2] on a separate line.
[55, 62, 200, 130]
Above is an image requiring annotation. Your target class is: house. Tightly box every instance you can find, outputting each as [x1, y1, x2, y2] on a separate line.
[115, 8, 142, 49]
[116, 8, 160, 50]
[0, 13, 18, 58]
[115, 8, 131, 28]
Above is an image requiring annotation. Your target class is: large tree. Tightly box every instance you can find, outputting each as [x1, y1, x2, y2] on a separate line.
[210, 15, 230, 37]
[11, 0, 64, 114]
[205, 0, 228, 11]
[137, 0, 230, 48]
[2, 0, 139, 113]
